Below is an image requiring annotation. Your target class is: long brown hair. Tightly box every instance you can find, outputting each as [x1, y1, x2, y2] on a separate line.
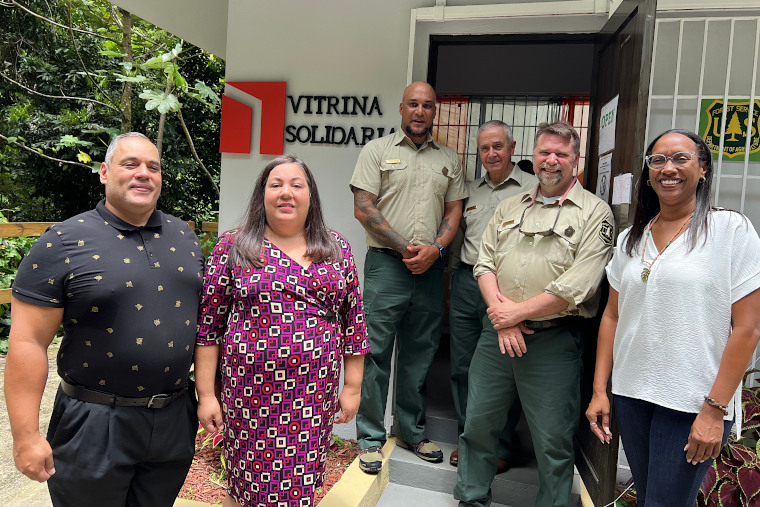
[230, 155, 340, 268]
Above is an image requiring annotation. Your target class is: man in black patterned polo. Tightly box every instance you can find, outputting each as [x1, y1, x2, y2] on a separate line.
[4, 132, 205, 507]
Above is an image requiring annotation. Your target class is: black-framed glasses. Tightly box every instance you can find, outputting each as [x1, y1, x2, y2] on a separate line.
[645, 151, 696, 170]
[518, 203, 563, 237]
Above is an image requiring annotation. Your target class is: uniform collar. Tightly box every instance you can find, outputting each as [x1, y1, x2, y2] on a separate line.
[96, 199, 163, 231]
[393, 129, 438, 150]
[478, 166, 523, 190]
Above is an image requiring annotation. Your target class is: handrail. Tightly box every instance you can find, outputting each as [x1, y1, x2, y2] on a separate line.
[0, 221, 218, 305]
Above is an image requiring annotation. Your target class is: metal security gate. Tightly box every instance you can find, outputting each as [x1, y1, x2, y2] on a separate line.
[433, 96, 590, 181]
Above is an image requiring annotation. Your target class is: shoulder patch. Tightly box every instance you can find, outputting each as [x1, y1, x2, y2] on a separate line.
[599, 219, 614, 246]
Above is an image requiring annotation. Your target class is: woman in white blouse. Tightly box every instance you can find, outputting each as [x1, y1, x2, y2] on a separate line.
[585, 129, 760, 506]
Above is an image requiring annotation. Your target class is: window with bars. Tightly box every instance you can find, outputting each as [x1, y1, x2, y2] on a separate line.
[432, 96, 590, 182]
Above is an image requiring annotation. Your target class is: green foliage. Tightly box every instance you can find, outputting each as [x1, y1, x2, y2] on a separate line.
[0, 212, 37, 351]
[698, 370, 760, 506]
[0, 0, 223, 224]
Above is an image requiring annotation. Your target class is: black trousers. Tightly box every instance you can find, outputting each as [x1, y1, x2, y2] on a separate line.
[46, 385, 197, 507]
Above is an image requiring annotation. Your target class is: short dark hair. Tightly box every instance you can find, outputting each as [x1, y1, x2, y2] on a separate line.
[230, 155, 340, 268]
[624, 129, 714, 256]
[534, 121, 581, 157]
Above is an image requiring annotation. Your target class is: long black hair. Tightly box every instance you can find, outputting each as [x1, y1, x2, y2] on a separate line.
[230, 155, 340, 268]
[623, 129, 714, 257]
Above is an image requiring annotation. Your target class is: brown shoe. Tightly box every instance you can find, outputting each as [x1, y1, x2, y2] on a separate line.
[449, 448, 459, 466]
[496, 458, 511, 474]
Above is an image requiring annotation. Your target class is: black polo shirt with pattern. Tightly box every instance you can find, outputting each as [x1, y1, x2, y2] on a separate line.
[12, 200, 204, 397]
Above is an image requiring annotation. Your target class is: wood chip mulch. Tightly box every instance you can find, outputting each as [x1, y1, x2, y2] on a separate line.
[177, 434, 359, 505]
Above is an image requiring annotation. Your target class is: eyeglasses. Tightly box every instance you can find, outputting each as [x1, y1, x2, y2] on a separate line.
[518, 201, 563, 237]
[645, 151, 696, 170]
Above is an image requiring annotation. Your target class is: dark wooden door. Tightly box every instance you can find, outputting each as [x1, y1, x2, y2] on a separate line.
[575, 1, 657, 505]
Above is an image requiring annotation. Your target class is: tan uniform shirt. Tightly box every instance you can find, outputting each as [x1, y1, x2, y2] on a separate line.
[459, 168, 537, 266]
[474, 180, 614, 319]
[350, 130, 467, 248]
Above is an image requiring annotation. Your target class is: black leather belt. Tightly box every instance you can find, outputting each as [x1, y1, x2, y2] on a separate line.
[523, 317, 569, 330]
[368, 246, 403, 259]
[460, 263, 474, 271]
[61, 379, 187, 409]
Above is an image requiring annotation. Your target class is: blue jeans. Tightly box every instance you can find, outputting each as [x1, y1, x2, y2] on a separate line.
[613, 395, 732, 507]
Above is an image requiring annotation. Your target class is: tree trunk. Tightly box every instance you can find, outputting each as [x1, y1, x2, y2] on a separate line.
[119, 8, 133, 134]
[155, 81, 172, 158]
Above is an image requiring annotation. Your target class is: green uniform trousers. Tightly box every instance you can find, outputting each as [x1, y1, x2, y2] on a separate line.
[454, 323, 583, 507]
[449, 266, 522, 461]
[356, 249, 445, 449]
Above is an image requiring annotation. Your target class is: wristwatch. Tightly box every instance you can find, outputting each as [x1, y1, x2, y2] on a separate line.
[433, 241, 445, 258]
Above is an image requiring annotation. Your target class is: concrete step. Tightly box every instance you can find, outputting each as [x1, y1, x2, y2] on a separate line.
[387, 439, 542, 507]
[376, 483, 512, 507]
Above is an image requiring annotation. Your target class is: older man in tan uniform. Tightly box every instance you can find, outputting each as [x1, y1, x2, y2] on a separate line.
[454, 121, 614, 507]
[448, 120, 536, 472]
[350, 81, 467, 474]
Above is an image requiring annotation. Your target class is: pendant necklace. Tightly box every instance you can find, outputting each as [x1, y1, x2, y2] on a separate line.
[640, 212, 694, 282]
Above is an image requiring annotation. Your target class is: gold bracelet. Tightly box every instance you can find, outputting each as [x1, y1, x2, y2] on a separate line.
[704, 396, 729, 416]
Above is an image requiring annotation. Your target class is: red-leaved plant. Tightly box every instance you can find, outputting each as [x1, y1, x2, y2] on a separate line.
[697, 369, 760, 507]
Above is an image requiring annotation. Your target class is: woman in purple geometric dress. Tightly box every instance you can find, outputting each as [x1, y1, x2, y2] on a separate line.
[195, 155, 369, 507]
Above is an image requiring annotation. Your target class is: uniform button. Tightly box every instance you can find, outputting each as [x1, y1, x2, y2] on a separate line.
[516, 283, 521, 288]
[529, 242, 533, 246]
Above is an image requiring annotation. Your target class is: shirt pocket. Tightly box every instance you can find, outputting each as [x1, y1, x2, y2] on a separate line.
[495, 221, 520, 254]
[379, 160, 409, 193]
[544, 219, 580, 269]
[427, 163, 453, 197]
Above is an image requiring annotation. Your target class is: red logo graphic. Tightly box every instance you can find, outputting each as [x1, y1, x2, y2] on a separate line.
[219, 82, 286, 155]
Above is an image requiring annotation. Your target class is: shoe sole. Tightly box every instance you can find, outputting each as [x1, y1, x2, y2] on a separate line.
[358, 462, 382, 474]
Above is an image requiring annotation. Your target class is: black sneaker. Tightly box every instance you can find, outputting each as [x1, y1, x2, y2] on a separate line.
[358, 445, 383, 474]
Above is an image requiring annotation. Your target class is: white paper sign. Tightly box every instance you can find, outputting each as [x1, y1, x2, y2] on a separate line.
[611, 173, 633, 205]
[599, 95, 619, 155]
[596, 153, 612, 202]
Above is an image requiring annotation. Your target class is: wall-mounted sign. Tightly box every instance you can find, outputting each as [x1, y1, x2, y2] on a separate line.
[596, 153, 612, 203]
[598, 95, 619, 155]
[219, 81, 395, 155]
[699, 99, 760, 161]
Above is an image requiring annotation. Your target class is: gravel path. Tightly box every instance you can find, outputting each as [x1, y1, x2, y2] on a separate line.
[0, 345, 58, 507]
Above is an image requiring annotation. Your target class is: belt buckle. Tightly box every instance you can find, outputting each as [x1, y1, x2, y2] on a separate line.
[147, 393, 169, 409]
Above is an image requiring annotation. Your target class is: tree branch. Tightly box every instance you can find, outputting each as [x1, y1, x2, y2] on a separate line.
[177, 108, 219, 197]
[67, 0, 119, 110]
[0, 133, 96, 170]
[0, 72, 119, 111]
[0, 0, 117, 44]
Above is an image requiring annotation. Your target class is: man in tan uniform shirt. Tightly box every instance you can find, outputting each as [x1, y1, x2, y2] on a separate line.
[350, 81, 467, 473]
[448, 120, 536, 472]
[454, 121, 614, 507]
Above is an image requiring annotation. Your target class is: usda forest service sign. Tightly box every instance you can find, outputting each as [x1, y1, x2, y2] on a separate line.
[699, 99, 760, 161]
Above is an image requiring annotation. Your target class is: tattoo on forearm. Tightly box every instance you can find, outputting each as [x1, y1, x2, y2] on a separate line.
[435, 218, 451, 241]
[353, 189, 409, 252]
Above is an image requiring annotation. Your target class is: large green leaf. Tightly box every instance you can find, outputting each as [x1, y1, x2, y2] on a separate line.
[139, 89, 180, 114]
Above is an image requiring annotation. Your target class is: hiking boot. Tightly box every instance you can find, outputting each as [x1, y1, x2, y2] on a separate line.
[358, 445, 383, 474]
[397, 439, 443, 463]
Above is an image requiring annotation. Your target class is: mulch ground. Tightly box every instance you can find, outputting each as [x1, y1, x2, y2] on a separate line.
[178, 433, 359, 505]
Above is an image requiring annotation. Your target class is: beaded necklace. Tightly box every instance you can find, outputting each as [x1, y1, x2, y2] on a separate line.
[640, 212, 694, 282]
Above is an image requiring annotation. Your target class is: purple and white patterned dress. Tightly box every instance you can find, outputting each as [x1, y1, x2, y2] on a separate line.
[197, 230, 369, 506]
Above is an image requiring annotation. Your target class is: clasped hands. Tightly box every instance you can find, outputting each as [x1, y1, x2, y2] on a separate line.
[487, 292, 534, 357]
[402, 244, 439, 275]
